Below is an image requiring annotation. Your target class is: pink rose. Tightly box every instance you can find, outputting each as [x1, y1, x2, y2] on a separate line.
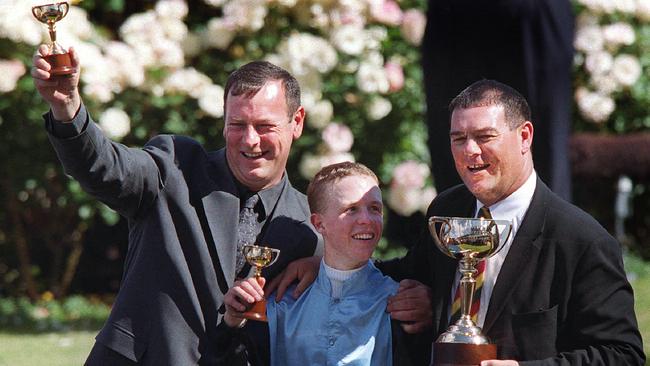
[392, 160, 429, 188]
[322, 123, 354, 153]
[401, 9, 426, 46]
[384, 61, 404, 92]
[370, 0, 403, 26]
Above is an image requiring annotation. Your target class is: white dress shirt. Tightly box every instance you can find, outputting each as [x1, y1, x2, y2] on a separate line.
[449, 171, 537, 327]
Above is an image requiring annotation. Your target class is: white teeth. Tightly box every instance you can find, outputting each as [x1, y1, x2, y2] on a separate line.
[352, 233, 374, 240]
[468, 164, 488, 171]
[243, 152, 263, 158]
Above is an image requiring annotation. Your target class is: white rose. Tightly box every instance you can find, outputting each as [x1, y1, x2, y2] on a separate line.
[387, 185, 421, 217]
[366, 96, 392, 120]
[602, 22, 635, 49]
[163, 68, 213, 98]
[575, 88, 615, 123]
[584, 51, 613, 76]
[198, 84, 225, 118]
[356, 62, 389, 94]
[99, 108, 131, 140]
[574, 25, 604, 53]
[308, 100, 334, 129]
[156, 0, 189, 19]
[590, 73, 620, 94]
[637, 0, 650, 20]
[299, 153, 323, 179]
[615, 0, 637, 13]
[419, 186, 437, 214]
[611, 54, 642, 87]
[203, 18, 237, 50]
[330, 25, 366, 55]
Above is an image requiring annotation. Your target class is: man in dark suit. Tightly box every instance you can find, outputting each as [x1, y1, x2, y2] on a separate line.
[422, 0, 574, 201]
[32, 45, 323, 365]
[380, 80, 645, 365]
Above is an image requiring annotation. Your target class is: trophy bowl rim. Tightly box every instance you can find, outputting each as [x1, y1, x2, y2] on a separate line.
[428, 215, 512, 226]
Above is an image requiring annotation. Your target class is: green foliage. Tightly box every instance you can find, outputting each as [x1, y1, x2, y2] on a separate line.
[0, 295, 110, 332]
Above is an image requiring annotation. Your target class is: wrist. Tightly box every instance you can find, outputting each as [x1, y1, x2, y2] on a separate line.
[224, 314, 247, 329]
[51, 96, 81, 122]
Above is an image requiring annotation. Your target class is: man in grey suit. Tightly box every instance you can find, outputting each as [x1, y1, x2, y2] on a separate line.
[31, 44, 323, 364]
[380, 80, 645, 365]
[32, 44, 433, 365]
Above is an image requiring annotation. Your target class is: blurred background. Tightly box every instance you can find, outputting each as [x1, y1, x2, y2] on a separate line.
[0, 0, 648, 364]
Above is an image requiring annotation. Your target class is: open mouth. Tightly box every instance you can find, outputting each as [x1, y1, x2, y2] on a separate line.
[352, 233, 375, 240]
[468, 163, 489, 172]
[241, 151, 265, 159]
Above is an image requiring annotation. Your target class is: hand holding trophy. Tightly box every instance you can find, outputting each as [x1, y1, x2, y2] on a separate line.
[241, 244, 280, 322]
[32, 2, 73, 76]
[429, 216, 512, 365]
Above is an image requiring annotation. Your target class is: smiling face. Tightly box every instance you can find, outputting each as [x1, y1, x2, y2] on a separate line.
[223, 80, 305, 191]
[311, 175, 383, 270]
[450, 104, 534, 206]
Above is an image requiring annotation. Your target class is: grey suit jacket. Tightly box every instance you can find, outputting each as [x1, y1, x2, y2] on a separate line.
[46, 106, 322, 365]
[380, 178, 645, 365]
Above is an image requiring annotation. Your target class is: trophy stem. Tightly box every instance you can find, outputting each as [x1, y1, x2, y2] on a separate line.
[459, 257, 478, 318]
[49, 23, 57, 44]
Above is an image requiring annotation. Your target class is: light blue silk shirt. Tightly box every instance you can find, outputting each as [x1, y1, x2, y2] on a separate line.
[267, 260, 398, 366]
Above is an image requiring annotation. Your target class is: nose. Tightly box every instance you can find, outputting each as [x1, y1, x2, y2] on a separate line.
[241, 125, 261, 146]
[464, 138, 481, 156]
[356, 208, 372, 224]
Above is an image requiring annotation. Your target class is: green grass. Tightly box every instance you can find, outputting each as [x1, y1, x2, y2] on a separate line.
[0, 255, 648, 365]
[0, 330, 97, 366]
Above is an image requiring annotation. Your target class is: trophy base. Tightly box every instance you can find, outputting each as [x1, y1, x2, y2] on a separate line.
[242, 299, 268, 322]
[45, 53, 74, 76]
[433, 342, 497, 366]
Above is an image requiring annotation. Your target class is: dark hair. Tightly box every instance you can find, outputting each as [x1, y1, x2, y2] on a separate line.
[307, 161, 379, 214]
[224, 61, 301, 118]
[449, 79, 531, 130]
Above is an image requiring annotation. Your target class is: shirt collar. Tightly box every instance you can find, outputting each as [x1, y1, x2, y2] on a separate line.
[476, 170, 537, 221]
[235, 173, 287, 215]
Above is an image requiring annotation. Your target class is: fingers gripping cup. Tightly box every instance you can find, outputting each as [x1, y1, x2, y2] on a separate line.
[32, 2, 74, 76]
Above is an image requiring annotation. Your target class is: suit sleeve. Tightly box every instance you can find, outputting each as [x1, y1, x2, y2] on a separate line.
[519, 235, 645, 366]
[45, 104, 164, 220]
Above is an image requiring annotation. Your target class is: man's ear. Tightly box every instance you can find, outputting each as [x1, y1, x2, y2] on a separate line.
[520, 121, 534, 154]
[292, 106, 305, 140]
[310, 212, 325, 234]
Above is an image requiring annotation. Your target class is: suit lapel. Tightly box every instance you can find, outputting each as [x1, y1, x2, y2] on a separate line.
[197, 149, 240, 288]
[482, 179, 548, 334]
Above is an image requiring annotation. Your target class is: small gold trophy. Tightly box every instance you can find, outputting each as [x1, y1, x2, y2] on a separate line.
[32, 2, 74, 76]
[241, 244, 280, 322]
[429, 216, 512, 365]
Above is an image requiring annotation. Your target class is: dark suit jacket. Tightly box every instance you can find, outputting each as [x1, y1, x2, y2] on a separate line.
[46, 106, 322, 365]
[380, 178, 645, 365]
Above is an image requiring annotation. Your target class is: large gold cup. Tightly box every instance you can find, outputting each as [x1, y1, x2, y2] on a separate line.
[241, 244, 280, 322]
[32, 2, 74, 76]
[429, 216, 512, 365]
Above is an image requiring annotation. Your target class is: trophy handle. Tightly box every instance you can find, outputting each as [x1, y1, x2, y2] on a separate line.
[266, 248, 280, 267]
[429, 216, 456, 259]
[59, 3, 70, 19]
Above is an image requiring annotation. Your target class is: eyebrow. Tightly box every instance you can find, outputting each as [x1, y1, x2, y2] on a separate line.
[449, 127, 499, 137]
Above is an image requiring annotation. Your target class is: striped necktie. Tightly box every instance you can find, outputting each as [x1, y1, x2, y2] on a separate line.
[449, 206, 492, 324]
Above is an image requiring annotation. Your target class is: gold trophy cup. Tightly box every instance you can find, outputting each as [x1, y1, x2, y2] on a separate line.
[32, 2, 74, 76]
[429, 216, 512, 365]
[241, 244, 280, 322]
